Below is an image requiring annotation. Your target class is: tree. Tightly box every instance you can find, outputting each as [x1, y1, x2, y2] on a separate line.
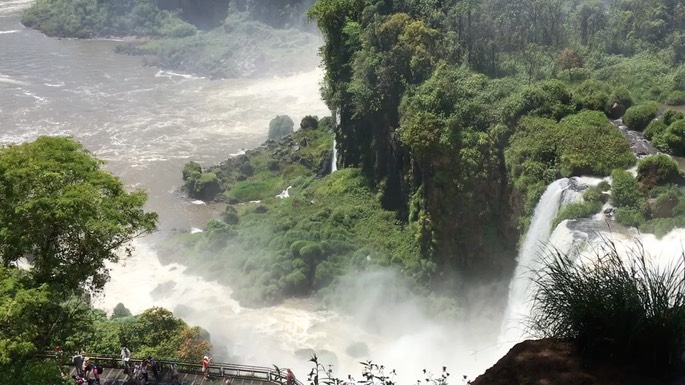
[0, 136, 158, 294]
[554, 48, 583, 79]
[112, 302, 133, 319]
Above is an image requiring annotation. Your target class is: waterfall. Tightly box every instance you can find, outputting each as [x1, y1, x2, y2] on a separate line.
[498, 178, 571, 348]
[331, 139, 338, 173]
[331, 108, 340, 173]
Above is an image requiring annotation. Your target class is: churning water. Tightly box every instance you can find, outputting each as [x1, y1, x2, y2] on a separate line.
[0, 2, 500, 381]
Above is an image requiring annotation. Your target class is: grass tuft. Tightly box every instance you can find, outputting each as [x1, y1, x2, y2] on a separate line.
[530, 236, 685, 372]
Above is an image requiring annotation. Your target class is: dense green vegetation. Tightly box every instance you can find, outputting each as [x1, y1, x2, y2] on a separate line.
[22, 0, 321, 77]
[154, 0, 685, 305]
[531, 239, 685, 374]
[168, 118, 433, 306]
[304, 0, 685, 278]
[22, 0, 198, 38]
[0, 137, 205, 384]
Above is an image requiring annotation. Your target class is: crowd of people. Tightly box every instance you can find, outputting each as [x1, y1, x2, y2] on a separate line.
[64, 347, 297, 385]
[69, 351, 103, 385]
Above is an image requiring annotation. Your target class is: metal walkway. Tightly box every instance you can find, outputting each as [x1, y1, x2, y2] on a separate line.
[39, 354, 301, 385]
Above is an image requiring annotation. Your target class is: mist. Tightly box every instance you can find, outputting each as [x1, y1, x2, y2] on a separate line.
[98, 240, 507, 382]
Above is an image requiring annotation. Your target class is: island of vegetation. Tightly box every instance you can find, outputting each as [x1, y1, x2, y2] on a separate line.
[22, 0, 322, 78]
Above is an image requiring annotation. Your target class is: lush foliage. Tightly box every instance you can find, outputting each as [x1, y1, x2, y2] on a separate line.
[636, 154, 680, 187]
[531, 240, 685, 372]
[0, 137, 168, 383]
[0, 136, 158, 294]
[22, 0, 197, 38]
[306, 0, 685, 273]
[552, 186, 608, 228]
[506, 112, 634, 217]
[68, 306, 212, 362]
[622, 102, 659, 131]
[182, 161, 223, 201]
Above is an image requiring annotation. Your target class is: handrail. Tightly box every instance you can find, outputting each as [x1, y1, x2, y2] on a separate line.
[38, 352, 305, 385]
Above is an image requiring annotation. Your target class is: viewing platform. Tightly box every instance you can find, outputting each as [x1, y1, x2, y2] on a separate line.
[38, 354, 303, 385]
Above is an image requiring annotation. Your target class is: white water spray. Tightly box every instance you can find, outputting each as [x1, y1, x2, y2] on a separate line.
[498, 178, 571, 348]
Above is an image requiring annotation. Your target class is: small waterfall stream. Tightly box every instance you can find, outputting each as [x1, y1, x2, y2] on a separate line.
[331, 139, 338, 173]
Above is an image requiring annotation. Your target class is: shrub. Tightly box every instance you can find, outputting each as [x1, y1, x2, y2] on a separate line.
[300, 115, 319, 130]
[614, 207, 647, 227]
[643, 120, 666, 140]
[552, 200, 603, 228]
[268, 115, 295, 140]
[610, 169, 642, 208]
[557, 111, 635, 176]
[583, 186, 608, 203]
[573, 79, 609, 112]
[623, 102, 659, 131]
[664, 90, 685, 106]
[637, 154, 680, 187]
[606, 87, 633, 119]
[531, 239, 685, 372]
[182, 161, 202, 180]
[222, 205, 239, 225]
[663, 109, 684, 126]
[186, 172, 222, 200]
[663, 120, 685, 155]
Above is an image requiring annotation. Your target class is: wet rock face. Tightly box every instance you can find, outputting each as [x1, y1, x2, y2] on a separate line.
[612, 119, 658, 157]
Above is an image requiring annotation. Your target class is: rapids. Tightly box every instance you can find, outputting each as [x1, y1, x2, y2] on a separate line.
[0, 1, 499, 382]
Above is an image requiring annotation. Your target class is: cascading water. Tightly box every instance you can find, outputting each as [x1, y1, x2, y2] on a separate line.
[499, 178, 576, 348]
[497, 172, 685, 359]
[331, 139, 338, 172]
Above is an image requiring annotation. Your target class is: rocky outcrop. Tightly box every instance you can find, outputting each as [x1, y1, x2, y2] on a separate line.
[471, 339, 681, 385]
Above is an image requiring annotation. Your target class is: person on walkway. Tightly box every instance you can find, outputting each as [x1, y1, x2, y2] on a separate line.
[91, 363, 102, 385]
[286, 369, 295, 385]
[140, 357, 149, 384]
[120, 346, 131, 372]
[148, 356, 159, 381]
[72, 351, 84, 377]
[82, 357, 95, 385]
[202, 355, 212, 379]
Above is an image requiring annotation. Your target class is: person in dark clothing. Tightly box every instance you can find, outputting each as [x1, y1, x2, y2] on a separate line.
[148, 356, 159, 381]
[72, 352, 84, 377]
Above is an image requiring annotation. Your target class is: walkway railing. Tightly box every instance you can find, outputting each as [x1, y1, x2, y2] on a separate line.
[38, 353, 304, 385]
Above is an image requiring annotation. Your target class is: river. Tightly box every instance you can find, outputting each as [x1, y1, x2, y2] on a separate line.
[0, 1, 500, 382]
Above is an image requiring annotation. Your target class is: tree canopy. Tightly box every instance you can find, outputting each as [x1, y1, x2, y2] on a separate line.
[0, 136, 158, 293]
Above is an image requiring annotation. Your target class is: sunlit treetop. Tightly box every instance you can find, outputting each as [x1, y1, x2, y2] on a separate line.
[0, 136, 158, 294]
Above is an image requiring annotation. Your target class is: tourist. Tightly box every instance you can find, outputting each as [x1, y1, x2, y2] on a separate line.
[148, 355, 159, 381]
[141, 357, 149, 384]
[202, 355, 212, 379]
[286, 368, 295, 385]
[82, 357, 95, 385]
[120, 346, 131, 372]
[72, 351, 84, 377]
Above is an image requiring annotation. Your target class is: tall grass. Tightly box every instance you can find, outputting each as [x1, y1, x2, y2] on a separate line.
[530, 237, 685, 372]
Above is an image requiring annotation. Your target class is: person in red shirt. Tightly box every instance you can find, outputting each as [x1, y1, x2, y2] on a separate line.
[202, 356, 212, 379]
[286, 369, 295, 385]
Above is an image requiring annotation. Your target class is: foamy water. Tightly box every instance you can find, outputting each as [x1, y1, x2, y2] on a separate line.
[98, 240, 500, 381]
